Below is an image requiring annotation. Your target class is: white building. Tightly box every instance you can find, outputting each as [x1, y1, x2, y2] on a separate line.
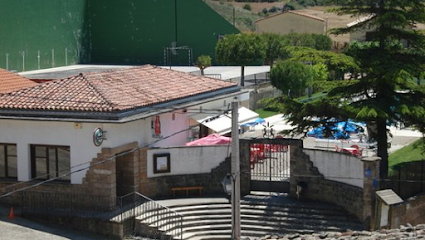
[0, 65, 254, 186]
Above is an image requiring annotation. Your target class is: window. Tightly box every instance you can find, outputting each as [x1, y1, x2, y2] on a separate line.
[31, 145, 70, 182]
[0, 143, 17, 179]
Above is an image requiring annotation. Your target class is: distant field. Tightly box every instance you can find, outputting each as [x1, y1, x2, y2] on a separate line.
[206, 1, 358, 43]
[228, 1, 289, 13]
[293, 7, 357, 44]
[205, 0, 262, 32]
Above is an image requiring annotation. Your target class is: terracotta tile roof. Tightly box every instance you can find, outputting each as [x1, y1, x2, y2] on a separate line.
[0, 65, 237, 112]
[255, 10, 325, 23]
[0, 69, 38, 94]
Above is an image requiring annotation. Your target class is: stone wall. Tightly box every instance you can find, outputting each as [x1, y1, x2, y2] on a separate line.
[290, 145, 381, 228]
[290, 145, 364, 221]
[390, 193, 425, 228]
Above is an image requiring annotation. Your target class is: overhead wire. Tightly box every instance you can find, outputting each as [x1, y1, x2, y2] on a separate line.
[0, 106, 235, 198]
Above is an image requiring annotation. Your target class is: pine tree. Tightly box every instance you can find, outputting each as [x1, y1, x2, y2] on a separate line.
[275, 0, 425, 177]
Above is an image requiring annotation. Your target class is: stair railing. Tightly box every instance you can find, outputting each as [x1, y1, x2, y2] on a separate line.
[135, 192, 183, 240]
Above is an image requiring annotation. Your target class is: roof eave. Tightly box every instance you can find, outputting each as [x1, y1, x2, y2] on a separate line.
[0, 86, 244, 123]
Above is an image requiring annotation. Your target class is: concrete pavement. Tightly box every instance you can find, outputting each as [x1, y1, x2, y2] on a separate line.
[241, 114, 421, 155]
[0, 205, 107, 240]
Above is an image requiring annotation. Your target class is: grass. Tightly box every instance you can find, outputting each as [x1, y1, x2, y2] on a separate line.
[255, 108, 279, 119]
[389, 139, 425, 171]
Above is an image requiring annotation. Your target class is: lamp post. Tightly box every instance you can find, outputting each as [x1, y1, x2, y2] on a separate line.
[224, 101, 241, 240]
[221, 173, 239, 239]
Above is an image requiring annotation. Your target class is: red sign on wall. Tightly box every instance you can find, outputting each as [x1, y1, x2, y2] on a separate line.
[152, 116, 162, 138]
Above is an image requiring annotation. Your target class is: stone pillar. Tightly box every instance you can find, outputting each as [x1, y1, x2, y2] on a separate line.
[138, 147, 159, 197]
[361, 156, 381, 230]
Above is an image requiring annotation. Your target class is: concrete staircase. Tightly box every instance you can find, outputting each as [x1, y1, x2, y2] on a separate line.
[135, 193, 363, 240]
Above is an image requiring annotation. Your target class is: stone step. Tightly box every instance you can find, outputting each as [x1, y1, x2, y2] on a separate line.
[179, 227, 321, 240]
[139, 202, 357, 222]
[179, 222, 350, 235]
[138, 209, 362, 237]
[135, 195, 363, 240]
[168, 203, 354, 218]
[177, 216, 361, 231]
[166, 200, 349, 213]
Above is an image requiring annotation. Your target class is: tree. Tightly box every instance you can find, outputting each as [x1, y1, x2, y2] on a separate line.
[312, 63, 328, 82]
[272, 0, 425, 178]
[270, 60, 313, 98]
[261, 33, 285, 67]
[196, 55, 211, 76]
[312, 34, 332, 51]
[216, 33, 265, 86]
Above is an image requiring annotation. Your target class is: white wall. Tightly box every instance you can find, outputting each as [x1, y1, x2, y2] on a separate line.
[0, 96, 241, 184]
[147, 145, 230, 178]
[303, 149, 364, 188]
[0, 119, 103, 184]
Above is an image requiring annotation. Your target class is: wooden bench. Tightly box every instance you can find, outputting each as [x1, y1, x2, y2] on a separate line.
[171, 186, 203, 197]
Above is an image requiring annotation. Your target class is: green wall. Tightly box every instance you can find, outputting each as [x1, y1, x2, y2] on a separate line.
[0, 0, 88, 72]
[0, 0, 238, 71]
[88, 0, 239, 65]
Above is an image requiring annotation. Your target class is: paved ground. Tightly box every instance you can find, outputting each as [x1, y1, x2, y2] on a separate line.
[0, 205, 106, 240]
[242, 114, 422, 156]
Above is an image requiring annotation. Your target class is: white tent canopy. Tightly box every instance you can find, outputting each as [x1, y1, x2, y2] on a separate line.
[191, 107, 259, 135]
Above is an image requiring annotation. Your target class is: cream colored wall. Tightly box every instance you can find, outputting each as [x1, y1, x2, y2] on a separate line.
[147, 145, 230, 178]
[303, 149, 364, 188]
[256, 13, 325, 35]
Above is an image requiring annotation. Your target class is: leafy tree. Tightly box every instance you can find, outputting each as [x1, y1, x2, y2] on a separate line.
[281, 33, 332, 51]
[282, 33, 316, 49]
[272, 0, 425, 178]
[261, 33, 285, 67]
[312, 34, 332, 51]
[270, 60, 313, 98]
[283, 46, 359, 80]
[216, 33, 266, 86]
[196, 55, 211, 76]
[312, 63, 328, 82]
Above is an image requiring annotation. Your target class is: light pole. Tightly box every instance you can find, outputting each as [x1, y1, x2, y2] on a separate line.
[221, 101, 241, 240]
[231, 101, 241, 240]
[221, 172, 240, 239]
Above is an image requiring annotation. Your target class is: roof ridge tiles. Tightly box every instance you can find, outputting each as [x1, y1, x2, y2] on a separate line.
[79, 72, 116, 110]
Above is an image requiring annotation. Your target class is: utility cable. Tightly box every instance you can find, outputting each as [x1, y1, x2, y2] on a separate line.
[0, 107, 233, 198]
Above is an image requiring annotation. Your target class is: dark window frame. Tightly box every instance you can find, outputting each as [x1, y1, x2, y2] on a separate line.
[0, 143, 17, 179]
[153, 153, 171, 174]
[30, 144, 70, 182]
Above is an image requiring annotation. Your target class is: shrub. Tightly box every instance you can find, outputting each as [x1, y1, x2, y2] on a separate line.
[243, 4, 252, 11]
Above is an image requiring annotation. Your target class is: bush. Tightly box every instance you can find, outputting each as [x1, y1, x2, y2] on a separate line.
[243, 4, 252, 11]
[312, 34, 332, 51]
[269, 6, 278, 13]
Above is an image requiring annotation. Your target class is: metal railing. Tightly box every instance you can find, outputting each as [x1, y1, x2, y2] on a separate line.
[134, 193, 183, 240]
[381, 159, 425, 200]
[16, 191, 184, 239]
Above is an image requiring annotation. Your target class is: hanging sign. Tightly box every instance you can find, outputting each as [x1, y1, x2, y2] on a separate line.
[93, 128, 105, 146]
[152, 116, 162, 138]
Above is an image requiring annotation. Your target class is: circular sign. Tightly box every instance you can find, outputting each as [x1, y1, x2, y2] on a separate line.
[93, 128, 104, 147]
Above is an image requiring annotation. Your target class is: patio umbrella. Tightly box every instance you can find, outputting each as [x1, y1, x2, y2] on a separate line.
[185, 134, 231, 146]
